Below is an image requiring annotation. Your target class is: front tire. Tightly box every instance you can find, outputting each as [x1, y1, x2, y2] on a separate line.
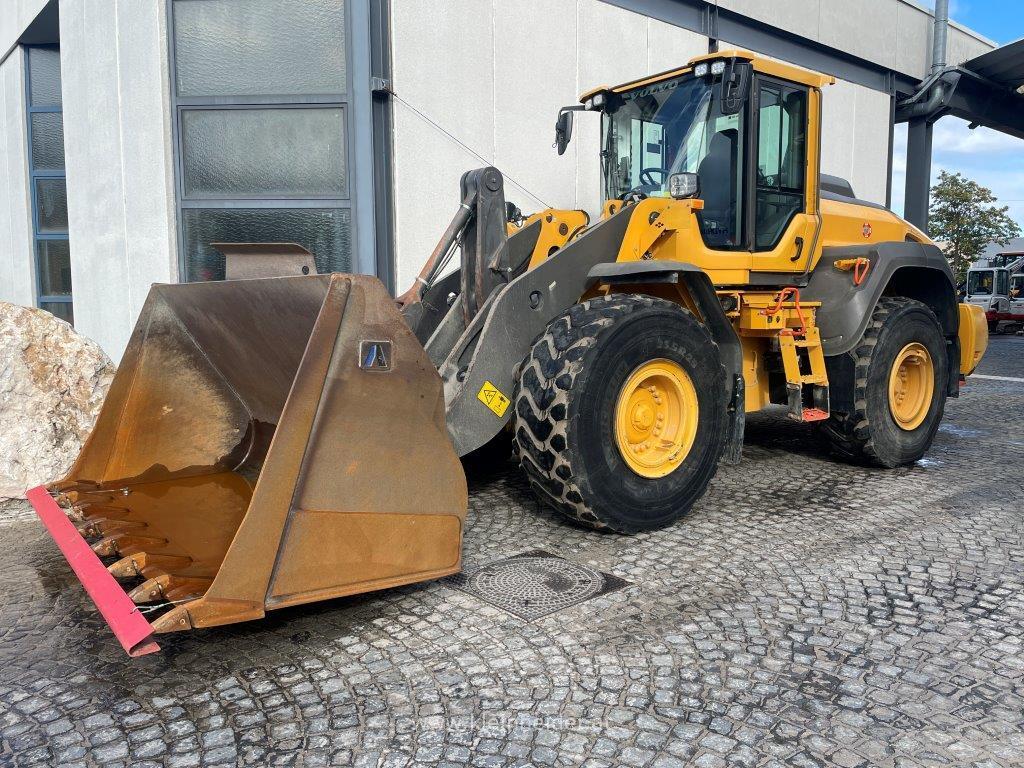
[512, 295, 728, 533]
[823, 297, 948, 467]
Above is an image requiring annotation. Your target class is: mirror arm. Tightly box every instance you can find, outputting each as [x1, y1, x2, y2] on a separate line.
[555, 104, 587, 156]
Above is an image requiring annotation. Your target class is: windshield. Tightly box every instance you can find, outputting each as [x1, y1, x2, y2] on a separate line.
[967, 270, 994, 295]
[602, 74, 744, 247]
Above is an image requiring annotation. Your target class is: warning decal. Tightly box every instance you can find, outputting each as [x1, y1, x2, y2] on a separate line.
[477, 380, 511, 418]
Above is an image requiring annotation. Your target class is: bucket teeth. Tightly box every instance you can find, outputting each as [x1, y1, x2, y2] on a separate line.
[65, 505, 86, 523]
[150, 605, 195, 634]
[129, 575, 212, 604]
[91, 534, 168, 558]
[108, 553, 193, 579]
[63, 490, 118, 505]
[77, 518, 146, 539]
[73, 504, 132, 521]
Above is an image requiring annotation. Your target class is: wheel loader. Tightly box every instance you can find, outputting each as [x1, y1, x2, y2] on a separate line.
[28, 50, 989, 656]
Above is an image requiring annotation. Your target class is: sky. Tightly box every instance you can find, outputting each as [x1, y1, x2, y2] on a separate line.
[890, 2, 1024, 226]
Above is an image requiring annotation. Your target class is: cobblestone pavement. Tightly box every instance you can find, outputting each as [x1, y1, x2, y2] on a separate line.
[1, 337, 1022, 768]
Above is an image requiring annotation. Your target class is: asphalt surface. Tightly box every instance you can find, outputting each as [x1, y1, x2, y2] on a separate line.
[1, 336, 1022, 768]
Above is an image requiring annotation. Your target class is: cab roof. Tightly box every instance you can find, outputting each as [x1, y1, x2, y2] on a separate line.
[579, 49, 835, 102]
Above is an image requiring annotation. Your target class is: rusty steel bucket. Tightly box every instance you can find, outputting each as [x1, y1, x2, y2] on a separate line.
[27, 274, 467, 656]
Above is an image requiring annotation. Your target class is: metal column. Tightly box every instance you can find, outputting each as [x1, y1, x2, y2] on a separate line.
[904, 118, 934, 232]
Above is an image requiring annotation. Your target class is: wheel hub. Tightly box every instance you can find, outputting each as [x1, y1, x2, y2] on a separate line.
[888, 342, 934, 431]
[614, 360, 699, 478]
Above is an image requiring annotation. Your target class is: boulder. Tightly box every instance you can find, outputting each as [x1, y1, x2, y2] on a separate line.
[0, 303, 114, 499]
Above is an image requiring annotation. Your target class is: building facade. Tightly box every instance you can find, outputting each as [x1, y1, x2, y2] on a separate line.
[0, 0, 995, 360]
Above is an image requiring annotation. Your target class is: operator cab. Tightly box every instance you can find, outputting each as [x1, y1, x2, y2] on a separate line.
[965, 266, 1011, 330]
[554, 51, 831, 254]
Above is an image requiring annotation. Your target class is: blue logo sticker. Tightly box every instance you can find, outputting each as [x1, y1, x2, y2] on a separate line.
[359, 340, 392, 371]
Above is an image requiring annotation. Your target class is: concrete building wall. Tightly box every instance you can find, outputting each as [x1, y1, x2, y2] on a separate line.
[0, 46, 35, 307]
[0, 0, 50, 60]
[717, 0, 993, 80]
[390, 0, 706, 291]
[58, 0, 178, 359]
[819, 79, 892, 204]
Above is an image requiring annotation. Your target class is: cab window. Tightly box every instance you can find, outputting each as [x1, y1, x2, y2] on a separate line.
[755, 81, 807, 250]
[996, 270, 1009, 297]
[601, 74, 745, 248]
[968, 270, 994, 295]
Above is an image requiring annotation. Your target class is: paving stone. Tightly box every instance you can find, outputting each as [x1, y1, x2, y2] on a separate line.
[1, 338, 1023, 766]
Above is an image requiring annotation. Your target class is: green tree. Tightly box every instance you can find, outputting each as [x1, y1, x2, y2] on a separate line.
[929, 170, 1021, 280]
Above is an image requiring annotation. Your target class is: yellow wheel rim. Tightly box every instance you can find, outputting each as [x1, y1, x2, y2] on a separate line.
[614, 359, 699, 478]
[888, 342, 934, 431]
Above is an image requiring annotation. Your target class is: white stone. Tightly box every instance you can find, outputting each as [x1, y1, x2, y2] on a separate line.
[0, 303, 115, 499]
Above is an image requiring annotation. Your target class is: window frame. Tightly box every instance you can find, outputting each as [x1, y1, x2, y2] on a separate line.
[167, 0, 360, 282]
[24, 44, 73, 317]
[750, 74, 809, 253]
[996, 269, 1010, 297]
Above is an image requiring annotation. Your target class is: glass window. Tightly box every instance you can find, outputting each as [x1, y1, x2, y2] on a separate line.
[171, 0, 353, 283]
[968, 270, 994, 295]
[26, 45, 73, 323]
[35, 178, 69, 233]
[1010, 275, 1023, 298]
[41, 301, 74, 325]
[996, 270, 1009, 297]
[28, 47, 62, 106]
[602, 74, 745, 248]
[181, 107, 347, 197]
[755, 81, 807, 250]
[30, 112, 65, 171]
[182, 208, 352, 281]
[37, 241, 73, 295]
[173, 0, 346, 97]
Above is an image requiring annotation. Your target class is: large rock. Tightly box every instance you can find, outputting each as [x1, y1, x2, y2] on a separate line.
[0, 303, 114, 499]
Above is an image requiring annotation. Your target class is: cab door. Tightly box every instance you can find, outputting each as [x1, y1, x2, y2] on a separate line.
[748, 77, 819, 275]
[994, 269, 1012, 316]
[1010, 275, 1024, 318]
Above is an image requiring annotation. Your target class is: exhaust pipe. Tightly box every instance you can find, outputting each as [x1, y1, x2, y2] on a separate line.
[932, 0, 949, 74]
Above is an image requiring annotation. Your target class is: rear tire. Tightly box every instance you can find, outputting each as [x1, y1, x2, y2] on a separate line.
[822, 297, 948, 467]
[512, 295, 728, 533]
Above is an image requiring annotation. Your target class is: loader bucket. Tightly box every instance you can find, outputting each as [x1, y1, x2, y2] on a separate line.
[27, 274, 466, 656]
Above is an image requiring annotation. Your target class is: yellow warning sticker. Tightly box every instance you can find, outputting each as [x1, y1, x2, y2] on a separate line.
[477, 380, 511, 418]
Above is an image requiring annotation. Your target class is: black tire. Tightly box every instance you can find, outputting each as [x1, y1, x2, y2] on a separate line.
[512, 294, 728, 533]
[822, 297, 948, 468]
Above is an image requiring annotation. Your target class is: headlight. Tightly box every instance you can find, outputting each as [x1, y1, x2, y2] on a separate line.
[711, 60, 726, 75]
[669, 172, 700, 200]
[693, 63, 709, 78]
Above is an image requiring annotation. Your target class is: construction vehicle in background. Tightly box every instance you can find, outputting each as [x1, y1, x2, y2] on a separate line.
[965, 250, 1024, 333]
[29, 50, 989, 656]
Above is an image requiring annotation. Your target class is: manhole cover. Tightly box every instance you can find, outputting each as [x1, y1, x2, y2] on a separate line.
[451, 550, 628, 620]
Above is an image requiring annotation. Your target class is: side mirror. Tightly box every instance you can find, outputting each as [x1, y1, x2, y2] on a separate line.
[555, 109, 574, 156]
[720, 60, 752, 116]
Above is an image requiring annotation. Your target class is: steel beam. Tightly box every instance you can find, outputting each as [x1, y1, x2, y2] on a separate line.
[904, 118, 934, 232]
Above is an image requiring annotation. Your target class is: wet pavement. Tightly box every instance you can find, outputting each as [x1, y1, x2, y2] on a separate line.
[1, 337, 1022, 768]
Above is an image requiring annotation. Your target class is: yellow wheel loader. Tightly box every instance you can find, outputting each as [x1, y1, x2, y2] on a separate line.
[29, 50, 989, 656]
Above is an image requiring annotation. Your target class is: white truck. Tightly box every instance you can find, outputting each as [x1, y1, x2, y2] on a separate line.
[965, 251, 1024, 333]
